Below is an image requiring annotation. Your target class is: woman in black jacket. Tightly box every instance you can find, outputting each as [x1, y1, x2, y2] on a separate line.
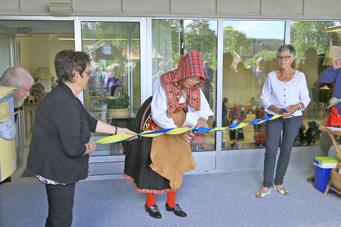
[27, 50, 135, 227]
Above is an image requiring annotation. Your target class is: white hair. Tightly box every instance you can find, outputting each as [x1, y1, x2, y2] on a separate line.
[0, 67, 34, 88]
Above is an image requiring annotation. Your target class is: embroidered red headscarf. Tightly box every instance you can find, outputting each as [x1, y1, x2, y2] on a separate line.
[160, 50, 206, 114]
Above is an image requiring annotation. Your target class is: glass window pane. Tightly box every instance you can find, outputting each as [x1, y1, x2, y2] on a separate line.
[222, 20, 285, 150]
[0, 34, 11, 73]
[82, 21, 141, 156]
[290, 20, 341, 147]
[152, 19, 180, 84]
[152, 19, 217, 152]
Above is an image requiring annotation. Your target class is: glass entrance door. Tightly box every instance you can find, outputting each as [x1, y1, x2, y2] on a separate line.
[81, 21, 141, 156]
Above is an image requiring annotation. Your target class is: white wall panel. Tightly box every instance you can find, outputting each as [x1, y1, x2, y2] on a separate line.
[21, 0, 49, 11]
[123, 0, 169, 13]
[217, 0, 260, 15]
[0, 0, 19, 11]
[190, 153, 216, 172]
[73, 0, 121, 12]
[21, 0, 72, 14]
[304, 0, 341, 17]
[217, 147, 318, 172]
[262, 0, 303, 16]
[0, 0, 340, 18]
[171, 0, 215, 14]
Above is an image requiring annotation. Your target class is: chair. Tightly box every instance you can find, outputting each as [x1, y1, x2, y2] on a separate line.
[319, 126, 341, 195]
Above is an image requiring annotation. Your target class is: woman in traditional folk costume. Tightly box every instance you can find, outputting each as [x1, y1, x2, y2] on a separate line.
[124, 50, 213, 219]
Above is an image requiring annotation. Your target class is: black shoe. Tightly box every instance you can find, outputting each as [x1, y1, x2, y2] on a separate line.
[0, 177, 11, 185]
[145, 204, 162, 219]
[165, 203, 187, 217]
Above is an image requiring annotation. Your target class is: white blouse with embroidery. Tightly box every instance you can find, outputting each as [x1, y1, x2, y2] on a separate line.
[260, 70, 311, 116]
[151, 79, 214, 129]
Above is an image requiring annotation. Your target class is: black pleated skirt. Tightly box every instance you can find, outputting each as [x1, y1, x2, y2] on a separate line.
[124, 97, 172, 194]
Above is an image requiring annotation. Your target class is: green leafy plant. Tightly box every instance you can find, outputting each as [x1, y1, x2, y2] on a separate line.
[107, 94, 130, 109]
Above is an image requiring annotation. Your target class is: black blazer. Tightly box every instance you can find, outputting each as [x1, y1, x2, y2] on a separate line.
[27, 83, 97, 184]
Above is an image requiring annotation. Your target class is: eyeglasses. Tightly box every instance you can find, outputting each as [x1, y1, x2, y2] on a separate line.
[191, 78, 202, 88]
[277, 56, 292, 61]
[183, 77, 201, 88]
[188, 77, 200, 85]
[82, 70, 91, 77]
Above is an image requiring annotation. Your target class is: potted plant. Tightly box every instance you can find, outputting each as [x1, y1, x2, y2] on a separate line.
[106, 94, 131, 118]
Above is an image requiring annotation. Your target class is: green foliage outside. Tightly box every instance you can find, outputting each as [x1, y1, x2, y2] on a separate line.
[222, 21, 335, 69]
[185, 20, 217, 68]
[223, 27, 251, 58]
[107, 94, 130, 109]
[290, 21, 333, 62]
[83, 20, 337, 84]
[151, 20, 337, 71]
[248, 50, 277, 66]
[82, 22, 140, 72]
[83, 20, 337, 71]
[152, 20, 218, 70]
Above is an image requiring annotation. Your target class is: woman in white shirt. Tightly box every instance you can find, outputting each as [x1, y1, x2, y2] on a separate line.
[256, 44, 310, 198]
[124, 51, 213, 219]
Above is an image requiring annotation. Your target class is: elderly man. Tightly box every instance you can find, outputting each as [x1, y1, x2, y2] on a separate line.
[0, 66, 33, 183]
[0, 67, 34, 109]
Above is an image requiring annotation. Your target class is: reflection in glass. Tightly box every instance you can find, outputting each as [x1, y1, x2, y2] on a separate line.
[291, 21, 341, 147]
[152, 19, 217, 151]
[222, 20, 285, 150]
[0, 34, 11, 73]
[82, 21, 141, 156]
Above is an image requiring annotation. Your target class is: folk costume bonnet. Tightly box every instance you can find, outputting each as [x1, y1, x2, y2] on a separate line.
[160, 50, 206, 114]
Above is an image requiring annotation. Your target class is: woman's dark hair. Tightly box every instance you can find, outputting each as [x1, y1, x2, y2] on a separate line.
[276, 44, 296, 69]
[54, 50, 90, 82]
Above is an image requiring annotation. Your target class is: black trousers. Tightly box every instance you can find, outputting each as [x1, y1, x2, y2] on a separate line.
[45, 183, 76, 227]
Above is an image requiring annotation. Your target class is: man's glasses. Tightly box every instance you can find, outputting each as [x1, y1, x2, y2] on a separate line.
[277, 56, 292, 61]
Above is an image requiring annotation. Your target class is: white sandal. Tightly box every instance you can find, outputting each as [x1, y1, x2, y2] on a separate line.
[274, 185, 289, 196]
[255, 187, 271, 198]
